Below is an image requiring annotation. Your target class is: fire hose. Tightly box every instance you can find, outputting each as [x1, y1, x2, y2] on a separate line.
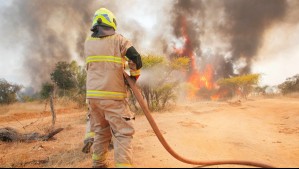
[124, 72, 274, 168]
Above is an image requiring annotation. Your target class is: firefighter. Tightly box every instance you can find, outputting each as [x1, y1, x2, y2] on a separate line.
[84, 8, 142, 168]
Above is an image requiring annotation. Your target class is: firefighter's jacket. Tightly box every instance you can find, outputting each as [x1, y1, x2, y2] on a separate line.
[84, 34, 141, 100]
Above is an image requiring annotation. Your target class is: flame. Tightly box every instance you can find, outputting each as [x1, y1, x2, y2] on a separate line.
[174, 16, 196, 70]
[173, 16, 226, 100]
[187, 65, 215, 99]
[210, 94, 220, 101]
[188, 65, 214, 90]
[211, 89, 228, 101]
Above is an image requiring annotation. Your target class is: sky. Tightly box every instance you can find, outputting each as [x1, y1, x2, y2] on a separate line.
[0, 0, 298, 89]
[0, 1, 28, 85]
[252, 21, 299, 86]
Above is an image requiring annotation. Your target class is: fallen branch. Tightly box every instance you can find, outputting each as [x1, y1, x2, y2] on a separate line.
[0, 127, 64, 142]
[41, 128, 64, 141]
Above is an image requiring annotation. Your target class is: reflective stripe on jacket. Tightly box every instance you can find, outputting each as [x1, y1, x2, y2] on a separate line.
[84, 34, 132, 100]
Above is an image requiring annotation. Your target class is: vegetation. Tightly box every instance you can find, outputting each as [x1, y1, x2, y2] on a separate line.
[129, 55, 190, 112]
[254, 85, 269, 95]
[278, 74, 299, 95]
[0, 79, 22, 105]
[36, 56, 190, 111]
[40, 82, 54, 100]
[216, 74, 261, 99]
[48, 61, 86, 107]
[50, 61, 76, 95]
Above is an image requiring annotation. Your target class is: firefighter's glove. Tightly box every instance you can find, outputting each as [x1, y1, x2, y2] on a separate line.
[130, 75, 139, 83]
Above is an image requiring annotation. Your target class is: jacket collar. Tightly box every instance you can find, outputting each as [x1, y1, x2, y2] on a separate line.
[91, 25, 115, 38]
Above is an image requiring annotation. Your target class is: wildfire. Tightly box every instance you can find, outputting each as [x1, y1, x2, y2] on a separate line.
[173, 16, 219, 100]
[189, 65, 214, 90]
[210, 89, 228, 101]
[188, 65, 215, 99]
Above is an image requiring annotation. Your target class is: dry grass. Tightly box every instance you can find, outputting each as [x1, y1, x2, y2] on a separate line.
[1, 97, 299, 168]
[0, 98, 86, 124]
[0, 101, 49, 119]
[0, 99, 90, 168]
[55, 97, 80, 108]
[0, 105, 9, 115]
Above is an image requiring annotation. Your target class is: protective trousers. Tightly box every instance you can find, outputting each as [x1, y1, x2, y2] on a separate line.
[88, 99, 135, 168]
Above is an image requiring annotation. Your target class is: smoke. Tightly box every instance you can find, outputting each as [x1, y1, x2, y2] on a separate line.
[169, 0, 289, 78]
[170, 0, 204, 64]
[0, 0, 96, 89]
[223, 0, 287, 75]
[0, 0, 171, 90]
[0, 0, 298, 91]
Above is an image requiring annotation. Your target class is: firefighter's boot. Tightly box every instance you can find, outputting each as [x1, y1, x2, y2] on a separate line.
[82, 137, 94, 154]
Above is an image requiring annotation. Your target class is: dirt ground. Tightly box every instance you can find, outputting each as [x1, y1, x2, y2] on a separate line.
[0, 96, 299, 168]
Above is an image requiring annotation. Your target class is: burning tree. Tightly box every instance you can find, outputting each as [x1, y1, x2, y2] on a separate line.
[171, 13, 223, 101]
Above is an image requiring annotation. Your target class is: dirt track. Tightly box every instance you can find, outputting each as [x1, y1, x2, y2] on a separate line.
[0, 97, 299, 168]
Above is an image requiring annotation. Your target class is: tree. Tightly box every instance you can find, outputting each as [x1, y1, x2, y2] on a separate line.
[50, 62, 76, 96]
[130, 55, 190, 111]
[40, 82, 54, 99]
[0, 79, 22, 105]
[70, 60, 87, 95]
[278, 74, 299, 94]
[254, 85, 269, 95]
[40, 82, 56, 126]
[68, 60, 87, 107]
[217, 74, 260, 99]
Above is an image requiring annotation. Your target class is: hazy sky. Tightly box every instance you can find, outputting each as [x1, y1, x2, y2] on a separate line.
[0, 0, 298, 88]
[252, 20, 299, 86]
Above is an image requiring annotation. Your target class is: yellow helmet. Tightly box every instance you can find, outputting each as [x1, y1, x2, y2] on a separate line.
[92, 8, 117, 30]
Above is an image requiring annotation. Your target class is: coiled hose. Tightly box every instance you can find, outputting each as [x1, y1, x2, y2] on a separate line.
[124, 72, 274, 168]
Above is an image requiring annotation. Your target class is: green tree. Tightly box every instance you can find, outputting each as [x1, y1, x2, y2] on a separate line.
[70, 60, 87, 95]
[51, 62, 76, 96]
[40, 82, 54, 99]
[0, 79, 22, 105]
[69, 60, 87, 107]
[217, 74, 260, 99]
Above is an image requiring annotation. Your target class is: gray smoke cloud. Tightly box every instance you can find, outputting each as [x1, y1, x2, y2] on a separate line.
[223, 0, 288, 75]
[0, 0, 169, 90]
